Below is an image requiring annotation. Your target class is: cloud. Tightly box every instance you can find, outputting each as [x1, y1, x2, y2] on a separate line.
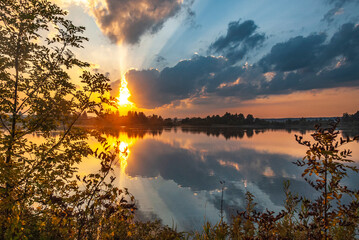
[154, 55, 167, 64]
[182, 0, 199, 29]
[126, 55, 227, 108]
[259, 34, 326, 72]
[126, 69, 161, 108]
[258, 23, 359, 92]
[126, 22, 359, 109]
[110, 79, 121, 97]
[152, 55, 168, 69]
[217, 23, 359, 98]
[325, 23, 359, 62]
[209, 20, 265, 63]
[89, 0, 184, 44]
[322, 0, 358, 23]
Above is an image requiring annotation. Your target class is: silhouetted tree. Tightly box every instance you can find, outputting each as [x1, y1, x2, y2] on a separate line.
[0, 0, 134, 238]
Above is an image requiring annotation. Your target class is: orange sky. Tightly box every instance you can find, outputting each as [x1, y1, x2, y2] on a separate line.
[140, 87, 359, 118]
[226, 88, 359, 118]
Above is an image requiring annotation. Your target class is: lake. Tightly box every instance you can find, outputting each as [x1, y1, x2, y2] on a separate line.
[33, 127, 359, 231]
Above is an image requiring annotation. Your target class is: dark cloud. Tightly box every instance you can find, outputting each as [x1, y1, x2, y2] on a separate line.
[154, 55, 167, 64]
[126, 22, 359, 109]
[110, 79, 121, 97]
[209, 20, 265, 63]
[152, 55, 168, 69]
[216, 23, 359, 98]
[257, 23, 359, 94]
[322, 0, 358, 23]
[127, 55, 227, 108]
[325, 23, 359, 62]
[261, 23, 359, 72]
[259, 34, 326, 72]
[91, 0, 187, 44]
[126, 69, 160, 108]
[182, 0, 199, 29]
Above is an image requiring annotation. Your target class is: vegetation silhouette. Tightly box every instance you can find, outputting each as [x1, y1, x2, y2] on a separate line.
[91, 110, 174, 127]
[95, 110, 359, 131]
[0, 0, 137, 238]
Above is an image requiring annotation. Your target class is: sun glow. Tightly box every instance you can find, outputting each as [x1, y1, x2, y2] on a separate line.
[119, 141, 128, 153]
[105, 133, 139, 173]
[119, 141, 130, 172]
[116, 76, 136, 111]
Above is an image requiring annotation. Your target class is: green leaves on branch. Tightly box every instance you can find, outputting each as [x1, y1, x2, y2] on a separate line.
[0, 0, 134, 239]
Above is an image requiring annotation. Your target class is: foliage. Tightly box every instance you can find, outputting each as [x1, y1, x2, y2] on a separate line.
[294, 120, 359, 239]
[107, 220, 184, 240]
[0, 0, 135, 239]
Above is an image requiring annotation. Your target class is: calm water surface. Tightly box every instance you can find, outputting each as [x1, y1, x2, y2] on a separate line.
[39, 127, 359, 231]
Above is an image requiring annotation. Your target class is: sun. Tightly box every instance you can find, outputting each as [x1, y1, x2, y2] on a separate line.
[116, 75, 136, 111]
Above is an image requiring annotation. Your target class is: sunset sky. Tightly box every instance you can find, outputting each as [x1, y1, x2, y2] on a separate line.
[55, 0, 359, 118]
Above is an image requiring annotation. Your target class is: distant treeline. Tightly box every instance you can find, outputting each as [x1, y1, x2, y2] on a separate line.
[78, 110, 359, 128]
[181, 113, 260, 126]
[80, 111, 174, 126]
[179, 113, 333, 127]
[181, 111, 359, 127]
[342, 111, 359, 122]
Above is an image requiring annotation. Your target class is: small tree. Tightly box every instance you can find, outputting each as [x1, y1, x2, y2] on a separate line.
[245, 114, 254, 124]
[0, 0, 134, 238]
[294, 119, 359, 239]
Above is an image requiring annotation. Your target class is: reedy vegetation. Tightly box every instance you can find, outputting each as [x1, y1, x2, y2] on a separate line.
[0, 0, 359, 239]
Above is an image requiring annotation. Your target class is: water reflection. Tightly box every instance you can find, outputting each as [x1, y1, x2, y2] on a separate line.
[28, 127, 359, 231]
[341, 127, 359, 138]
[99, 132, 137, 173]
[98, 126, 315, 140]
[98, 127, 164, 139]
[125, 137, 313, 218]
[95, 127, 358, 231]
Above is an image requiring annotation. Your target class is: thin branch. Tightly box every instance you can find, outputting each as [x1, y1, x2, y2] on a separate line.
[16, 91, 93, 186]
[43, 94, 92, 157]
[16, 27, 70, 115]
[77, 152, 116, 240]
[0, 114, 10, 133]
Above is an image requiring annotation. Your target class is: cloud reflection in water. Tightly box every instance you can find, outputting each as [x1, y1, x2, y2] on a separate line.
[99, 127, 359, 231]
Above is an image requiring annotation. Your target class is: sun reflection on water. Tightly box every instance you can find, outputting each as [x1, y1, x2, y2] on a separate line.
[103, 132, 139, 173]
[119, 141, 129, 172]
